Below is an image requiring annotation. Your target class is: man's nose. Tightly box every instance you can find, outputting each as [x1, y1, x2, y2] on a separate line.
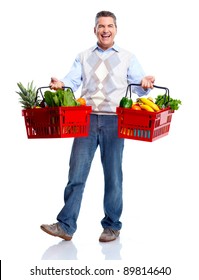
[103, 26, 109, 32]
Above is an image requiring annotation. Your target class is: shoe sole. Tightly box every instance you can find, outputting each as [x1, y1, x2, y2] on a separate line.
[99, 236, 118, 242]
[40, 225, 72, 241]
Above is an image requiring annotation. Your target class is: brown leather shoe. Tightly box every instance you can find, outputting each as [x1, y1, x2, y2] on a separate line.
[99, 228, 120, 242]
[40, 223, 72, 241]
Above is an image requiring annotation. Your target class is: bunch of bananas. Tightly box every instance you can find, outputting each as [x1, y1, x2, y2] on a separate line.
[136, 97, 160, 112]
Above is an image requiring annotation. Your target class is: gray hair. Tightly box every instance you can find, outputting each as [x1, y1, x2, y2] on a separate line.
[95, 11, 117, 27]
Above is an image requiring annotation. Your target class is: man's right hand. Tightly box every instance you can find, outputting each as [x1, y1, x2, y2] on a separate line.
[50, 77, 64, 90]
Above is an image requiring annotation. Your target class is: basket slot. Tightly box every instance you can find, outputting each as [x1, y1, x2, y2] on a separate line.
[153, 124, 170, 139]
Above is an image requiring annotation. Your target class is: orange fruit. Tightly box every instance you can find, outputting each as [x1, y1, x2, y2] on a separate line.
[132, 103, 142, 110]
[76, 97, 86, 106]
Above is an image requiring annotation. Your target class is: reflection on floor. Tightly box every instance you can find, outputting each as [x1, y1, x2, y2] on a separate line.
[41, 238, 122, 260]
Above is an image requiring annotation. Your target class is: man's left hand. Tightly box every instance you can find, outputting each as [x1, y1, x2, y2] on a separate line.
[141, 76, 155, 89]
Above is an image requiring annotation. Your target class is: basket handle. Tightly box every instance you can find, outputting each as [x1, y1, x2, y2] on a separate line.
[126, 83, 170, 106]
[35, 86, 75, 107]
[35, 86, 74, 100]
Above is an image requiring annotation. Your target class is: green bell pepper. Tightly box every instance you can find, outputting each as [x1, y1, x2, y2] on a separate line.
[119, 97, 133, 108]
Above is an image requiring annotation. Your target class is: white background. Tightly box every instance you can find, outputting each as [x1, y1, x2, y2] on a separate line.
[0, 0, 199, 279]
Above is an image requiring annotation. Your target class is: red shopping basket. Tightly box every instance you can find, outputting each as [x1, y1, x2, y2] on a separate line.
[116, 84, 174, 142]
[22, 86, 92, 139]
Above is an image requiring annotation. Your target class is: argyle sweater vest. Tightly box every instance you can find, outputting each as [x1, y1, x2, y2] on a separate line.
[79, 47, 132, 114]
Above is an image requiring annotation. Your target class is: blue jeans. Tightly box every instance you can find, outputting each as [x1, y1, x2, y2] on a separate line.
[57, 114, 124, 235]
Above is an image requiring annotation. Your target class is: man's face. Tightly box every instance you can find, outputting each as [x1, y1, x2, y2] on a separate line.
[94, 16, 117, 50]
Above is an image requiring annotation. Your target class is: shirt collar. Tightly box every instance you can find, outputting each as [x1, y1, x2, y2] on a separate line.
[92, 43, 119, 52]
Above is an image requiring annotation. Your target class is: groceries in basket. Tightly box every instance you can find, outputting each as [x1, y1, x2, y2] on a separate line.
[16, 81, 92, 139]
[116, 83, 182, 142]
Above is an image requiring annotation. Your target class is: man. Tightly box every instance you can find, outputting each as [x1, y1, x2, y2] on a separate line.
[41, 11, 155, 242]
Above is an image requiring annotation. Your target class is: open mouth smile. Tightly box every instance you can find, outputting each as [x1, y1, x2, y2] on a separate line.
[101, 34, 111, 39]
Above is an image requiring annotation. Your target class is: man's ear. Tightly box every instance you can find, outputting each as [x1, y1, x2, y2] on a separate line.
[94, 27, 96, 35]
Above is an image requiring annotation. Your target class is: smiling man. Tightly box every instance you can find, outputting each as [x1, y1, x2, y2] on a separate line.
[94, 12, 117, 50]
[41, 11, 155, 242]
